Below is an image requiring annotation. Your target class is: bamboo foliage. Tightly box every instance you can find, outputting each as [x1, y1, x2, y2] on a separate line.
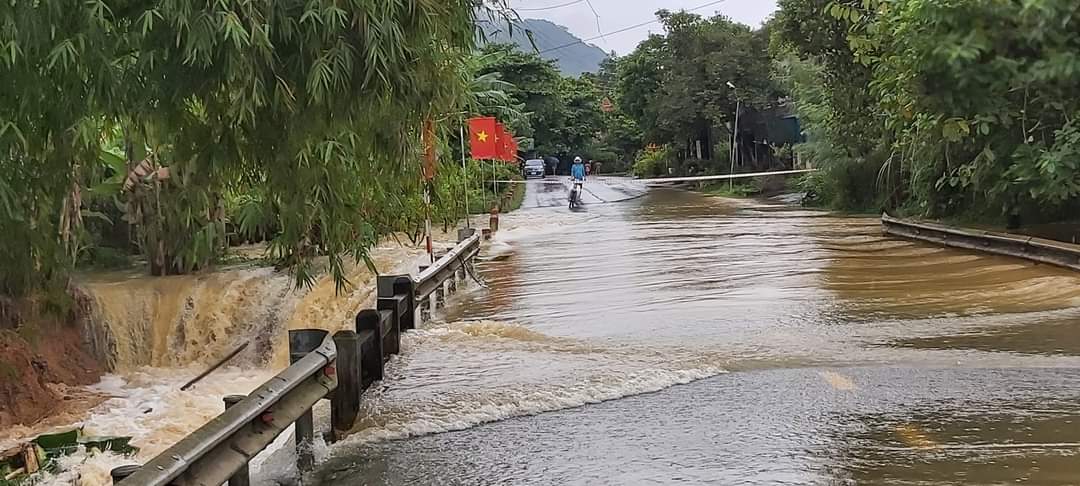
[0, 0, 510, 296]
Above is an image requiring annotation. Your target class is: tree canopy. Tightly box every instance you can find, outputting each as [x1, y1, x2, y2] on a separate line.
[0, 0, 508, 296]
[775, 0, 1080, 222]
[615, 10, 780, 174]
[475, 43, 613, 164]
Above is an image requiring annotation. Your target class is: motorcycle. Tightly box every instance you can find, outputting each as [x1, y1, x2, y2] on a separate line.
[569, 180, 583, 209]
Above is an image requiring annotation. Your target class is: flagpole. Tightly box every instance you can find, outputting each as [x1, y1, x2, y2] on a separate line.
[422, 117, 435, 265]
[491, 159, 498, 210]
[424, 185, 433, 264]
[460, 125, 470, 229]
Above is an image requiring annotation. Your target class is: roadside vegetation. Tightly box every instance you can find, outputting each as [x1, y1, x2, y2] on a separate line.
[1, 1, 520, 301]
[0, 1, 534, 433]
[773, 0, 1080, 226]
[618, 11, 784, 179]
[8, 0, 1075, 303]
[470, 43, 639, 172]
[597, 1, 1080, 233]
[4, 2, 1077, 307]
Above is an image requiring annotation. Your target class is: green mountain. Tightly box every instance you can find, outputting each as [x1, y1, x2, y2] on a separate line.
[481, 18, 611, 76]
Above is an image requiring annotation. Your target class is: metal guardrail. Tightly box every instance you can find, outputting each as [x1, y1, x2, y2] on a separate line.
[114, 228, 483, 485]
[414, 229, 481, 307]
[117, 334, 337, 485]
[882, 213, 1080, 271]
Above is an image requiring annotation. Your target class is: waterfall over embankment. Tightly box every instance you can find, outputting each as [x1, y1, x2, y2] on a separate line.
[76, 246, 424, 372]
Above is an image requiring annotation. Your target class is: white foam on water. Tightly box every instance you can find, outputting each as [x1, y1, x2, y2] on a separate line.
[16, 238, 440, 484]
[38, 450, 129, 485]
[28, 367, 276, 485]
[244, 421, 335, 486]
[342, 366, 725, 447]
[328, 319, 729, 454]
[491, 210, 592, 244]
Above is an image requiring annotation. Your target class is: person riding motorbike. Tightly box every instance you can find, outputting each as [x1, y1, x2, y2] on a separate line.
[571, 156, 587, 182]
[569, 156, 586, 208]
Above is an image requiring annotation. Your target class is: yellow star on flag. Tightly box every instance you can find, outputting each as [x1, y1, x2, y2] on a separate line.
[476, 130, 489, 142]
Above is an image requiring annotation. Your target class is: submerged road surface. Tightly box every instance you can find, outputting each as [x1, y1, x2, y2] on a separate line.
[315, 178, 1080, 485]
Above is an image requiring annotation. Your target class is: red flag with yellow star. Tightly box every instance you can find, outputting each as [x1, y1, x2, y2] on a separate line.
[494, 122, 511, 162]
[467, 117, 497, 159]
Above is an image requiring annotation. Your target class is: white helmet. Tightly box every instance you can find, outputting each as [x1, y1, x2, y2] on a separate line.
[574, 156, 583, 163]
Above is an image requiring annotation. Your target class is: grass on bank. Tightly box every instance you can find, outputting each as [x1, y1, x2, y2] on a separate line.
[700, 181, 761, 198]
[466, 175, 525, 214]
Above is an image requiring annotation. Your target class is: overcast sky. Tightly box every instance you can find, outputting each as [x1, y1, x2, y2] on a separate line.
[509, 0, 779, 55]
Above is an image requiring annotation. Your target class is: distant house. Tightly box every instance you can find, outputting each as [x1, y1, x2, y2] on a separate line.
[735, 102, 802, 171]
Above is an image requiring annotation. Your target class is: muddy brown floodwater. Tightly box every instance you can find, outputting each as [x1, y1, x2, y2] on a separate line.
[308, 180, 1080, 486]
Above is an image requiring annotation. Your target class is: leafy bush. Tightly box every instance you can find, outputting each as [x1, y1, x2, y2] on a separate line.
[0, 1, 508, 296]
[632, 147, 674, 178]
[776, 0, 1080, 223]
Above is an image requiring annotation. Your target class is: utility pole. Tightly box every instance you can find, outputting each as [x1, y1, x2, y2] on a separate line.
[727, 81, 740, 191]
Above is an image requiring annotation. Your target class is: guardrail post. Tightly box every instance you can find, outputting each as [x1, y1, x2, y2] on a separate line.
[110, 464, 140, 482]
[330, 331, 361, 442]
[418, 264, 431, 316]
[378, 275, 415, 332]
[222, 395, 251, 486]
[418, 296, 431, 324]
[458, 228, 476, 284]
[294, 400, 315, 474]
[288, 330, 326, 475]
[431, 253, 446, 310]
[356, 310, 384, 382]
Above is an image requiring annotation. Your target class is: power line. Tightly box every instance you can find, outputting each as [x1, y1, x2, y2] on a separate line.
[583, 0, 607, 46]
[539, 0, 730, 54]
[516, 0, 586, 12]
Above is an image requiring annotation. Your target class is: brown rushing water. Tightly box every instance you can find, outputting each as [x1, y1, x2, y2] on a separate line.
[307, 180, 1080, 486]
[45, 178, 1070, 485]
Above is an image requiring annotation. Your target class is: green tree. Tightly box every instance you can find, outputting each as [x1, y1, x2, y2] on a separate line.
[0, 0, 508, 296]
[475, 43, 612, 162]
[476, 43, 563, 154]
[775, 0, 1080, 222]
[616, 10, 780, 174]
[549, 76, 606, 157]
[861, 0, 1080, 220]
[772, 0, 889, 210]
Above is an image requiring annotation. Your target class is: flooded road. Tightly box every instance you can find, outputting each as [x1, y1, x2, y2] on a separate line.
[316, 178, 1080, 485]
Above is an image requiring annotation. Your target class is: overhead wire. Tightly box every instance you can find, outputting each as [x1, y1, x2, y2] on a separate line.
[538, 0, 731, 54]
[514, 0, 602, 52]
[582, 0, 607, 47]
[516, 0, 587, 11]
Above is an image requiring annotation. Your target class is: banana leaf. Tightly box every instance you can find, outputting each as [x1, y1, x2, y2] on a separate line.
[32, 429, 80, 454]
[80, 436, 137, 455]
